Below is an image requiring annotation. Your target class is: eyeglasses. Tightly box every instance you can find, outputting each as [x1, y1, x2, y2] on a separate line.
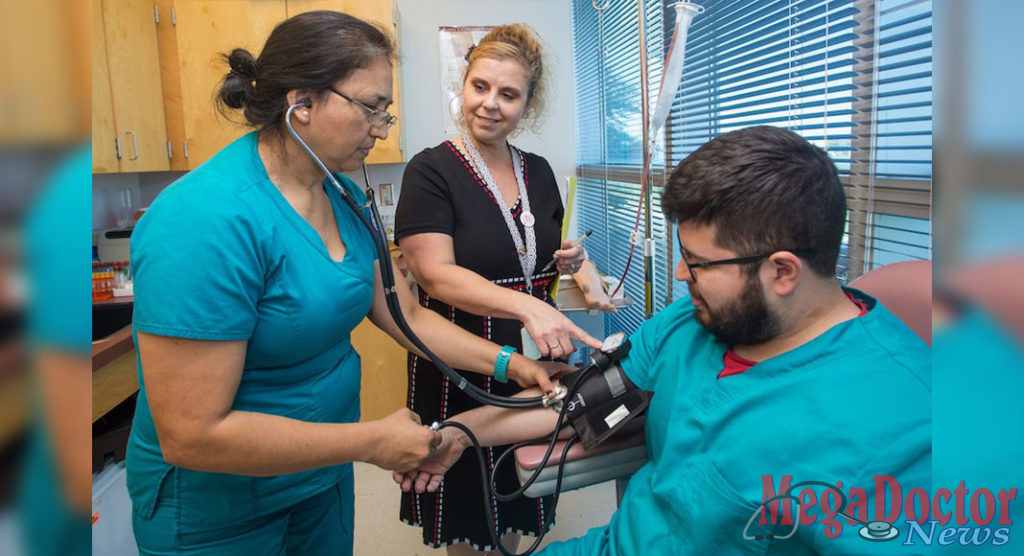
[678, 246, 814, 284]
[328, 88, 398, 129]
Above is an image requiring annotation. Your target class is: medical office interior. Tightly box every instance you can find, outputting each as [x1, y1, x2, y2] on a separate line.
[84, 0, 948, 553]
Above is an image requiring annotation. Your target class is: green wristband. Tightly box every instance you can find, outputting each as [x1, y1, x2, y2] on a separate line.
[494, 345, 517, 383]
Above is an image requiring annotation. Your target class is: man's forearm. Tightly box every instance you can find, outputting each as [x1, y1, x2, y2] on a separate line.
[446, 386, 571, 447]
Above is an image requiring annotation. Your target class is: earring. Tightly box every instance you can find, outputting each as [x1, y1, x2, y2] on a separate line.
[302, 109, 309, 117]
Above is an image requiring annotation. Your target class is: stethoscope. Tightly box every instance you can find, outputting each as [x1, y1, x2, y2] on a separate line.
[282, 100, 570, 410]
[282, 100, 621, 555]
[742, 480, 900, 542]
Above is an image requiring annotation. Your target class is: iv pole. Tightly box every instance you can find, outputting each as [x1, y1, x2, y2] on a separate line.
[616, 1, 702, 318]
[638, 0, 653, 318]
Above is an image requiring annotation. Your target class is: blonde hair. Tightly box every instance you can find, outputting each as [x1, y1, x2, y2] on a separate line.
[462, 23, 547, 130]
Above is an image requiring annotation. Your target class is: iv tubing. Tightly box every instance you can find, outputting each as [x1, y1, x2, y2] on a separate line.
[609, 2, 702, 307]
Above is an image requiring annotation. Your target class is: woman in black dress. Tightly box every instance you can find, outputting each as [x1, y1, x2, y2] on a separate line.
[394, 24, 602, 555]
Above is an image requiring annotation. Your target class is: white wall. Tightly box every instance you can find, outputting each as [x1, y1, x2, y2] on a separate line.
[396, 0, 575, 180]
[354, 0, 577, 202]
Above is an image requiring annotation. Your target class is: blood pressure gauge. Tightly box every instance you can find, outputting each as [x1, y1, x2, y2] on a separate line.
[600, 331, 628, 354]
[591, 331, 631, 371]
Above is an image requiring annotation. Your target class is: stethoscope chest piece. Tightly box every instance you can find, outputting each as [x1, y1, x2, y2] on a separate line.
[859, 520, 899, 541]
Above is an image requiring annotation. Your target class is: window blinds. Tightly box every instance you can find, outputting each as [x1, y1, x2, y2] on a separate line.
[572, 0, 932, 334]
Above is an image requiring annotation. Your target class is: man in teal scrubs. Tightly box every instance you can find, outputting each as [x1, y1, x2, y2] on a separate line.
[400, 126, 932, 555]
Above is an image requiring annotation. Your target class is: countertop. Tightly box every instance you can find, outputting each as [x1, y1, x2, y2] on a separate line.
[92, 324, 138, 422]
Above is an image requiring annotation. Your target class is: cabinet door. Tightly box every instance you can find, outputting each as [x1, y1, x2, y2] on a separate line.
[350, 317, 408, 422]
[287, 0, 403, 164]
[101, 0, 169, 172]
[0, 2, 85, 145]
[154, 0, 187, 171]
[92, 0, 119, 173]
[166, 0, 287, 168]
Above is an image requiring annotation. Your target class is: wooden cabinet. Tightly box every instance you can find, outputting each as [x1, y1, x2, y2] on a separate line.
[351, 317, 408, 422]
[156, 0, 287, 170]
[1, 2, 88, 145]
[154, 0, 403, 171]
[92, 0, 119, 173]
[94, 0, 404, 173]
[286, 0, 404, 164]
[93, 0, 170, 174]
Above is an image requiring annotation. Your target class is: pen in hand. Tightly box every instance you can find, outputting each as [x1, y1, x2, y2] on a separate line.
[541, 230, 592, 273]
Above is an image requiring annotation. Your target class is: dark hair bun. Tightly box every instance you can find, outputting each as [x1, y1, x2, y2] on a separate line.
[215, 11, 395, 135]
[219, 48, 259, 109]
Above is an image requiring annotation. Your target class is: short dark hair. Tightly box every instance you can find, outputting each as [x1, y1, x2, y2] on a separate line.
[217, 11, 395, 137]
[660, 126, 846, 278]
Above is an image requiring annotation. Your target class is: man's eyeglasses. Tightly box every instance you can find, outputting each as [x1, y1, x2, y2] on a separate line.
[678, 247, 815, 283]
[328, 88, 397, 129]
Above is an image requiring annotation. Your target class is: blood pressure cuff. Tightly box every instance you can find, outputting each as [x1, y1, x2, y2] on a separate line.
[561, 363, 652, 450]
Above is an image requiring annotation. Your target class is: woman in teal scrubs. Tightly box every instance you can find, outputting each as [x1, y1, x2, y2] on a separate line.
[126, 11, 557, 555]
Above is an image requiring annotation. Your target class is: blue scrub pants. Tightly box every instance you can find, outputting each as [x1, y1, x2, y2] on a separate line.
[133, 471, 354, 555]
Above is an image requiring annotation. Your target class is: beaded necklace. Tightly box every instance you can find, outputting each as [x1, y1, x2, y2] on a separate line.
[460, 133, 536, 294]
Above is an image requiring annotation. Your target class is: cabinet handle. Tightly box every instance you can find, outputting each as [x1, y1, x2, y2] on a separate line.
[183, 140, 190, 159]
[115, 137, 122, 159]
[167, 141, 173, 159]
[126, 131, 139, 161]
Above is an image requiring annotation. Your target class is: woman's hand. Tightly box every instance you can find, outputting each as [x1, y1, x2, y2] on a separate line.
[504, 357, 574, 389]
[535, 360, 577, 381]
[553, 240, 587, 275]
[393, 426, 469, 494]
[366, 409, 442, 473]
[507, 354, 557, 391]
[521, 296, 603, 359]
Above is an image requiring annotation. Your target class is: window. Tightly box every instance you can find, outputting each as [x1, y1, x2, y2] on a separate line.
[572, 0, 932, 334]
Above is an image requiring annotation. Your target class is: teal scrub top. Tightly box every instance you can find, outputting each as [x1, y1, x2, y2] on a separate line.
[934, 307, 1023, 556]
[126, 132, 378, 525]
[26, 145, 92, 354]
[19, 145, 92, 556]
[541, 288, 932, 555]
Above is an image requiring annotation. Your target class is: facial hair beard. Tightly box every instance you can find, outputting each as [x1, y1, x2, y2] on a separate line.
[694, 274, 782, 346]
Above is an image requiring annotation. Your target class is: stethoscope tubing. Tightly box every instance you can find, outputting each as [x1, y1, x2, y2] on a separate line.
[284, 102, 623, 555]
[283, 102, 546, 410]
